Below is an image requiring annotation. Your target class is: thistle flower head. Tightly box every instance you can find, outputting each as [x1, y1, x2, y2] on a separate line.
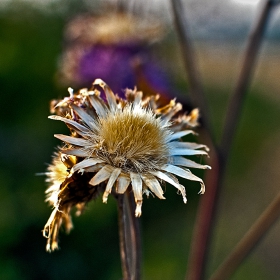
[57, 12, 173, 100]
[43, 79, 210, 251]
[64, 12, 164, 46]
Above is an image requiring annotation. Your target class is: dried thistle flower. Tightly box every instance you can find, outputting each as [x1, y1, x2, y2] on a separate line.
[43, 79, 210, 252]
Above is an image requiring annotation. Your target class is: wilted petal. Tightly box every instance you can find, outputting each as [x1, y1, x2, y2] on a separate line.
[170, 148, 208, 156]
[130, 172, 143, 202]
[170, 156, 211, 170]
[169, 130, 195, 141]
[71, 104, 99, 131]
[88, 93, 108, 118]
[61, 148, 89, 158]
[116, 173, 131, 194]
[84, 163, 105, 172]
[162, 103, 182, 121]
[72, 158, 105, 173]
[54, 134, 90, 146]
[135, 201, 143, 217]
[162, 164, 205, 194]
[103, 168, 121, 203]
[169, 141, 209, 151]
[48, 115, 91, 136]
[150, 170, 187, 203]
[93, 79, 117, 111]
[89, 165, 114, 186]
[141, 173, 165, 199]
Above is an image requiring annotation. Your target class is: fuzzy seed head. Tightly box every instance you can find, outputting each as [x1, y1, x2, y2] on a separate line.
[94, 104, 171, 173]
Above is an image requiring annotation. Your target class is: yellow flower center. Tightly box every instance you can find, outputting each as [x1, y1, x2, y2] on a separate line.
[95, 105, 170, 172]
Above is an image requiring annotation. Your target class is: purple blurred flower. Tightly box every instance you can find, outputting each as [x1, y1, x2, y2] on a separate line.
[57, 12, 190, 107]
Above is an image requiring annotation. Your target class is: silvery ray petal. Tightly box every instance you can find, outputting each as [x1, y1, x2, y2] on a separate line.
[130, 172, 143, 202]
[54, 134, 90, 147]
[141, 174, 165, 199]
[88, 94, 108, 118]
[93, 79, 117, 111]
[61, 148, 90, 158]
[162, 164, 205, 194]
[89, 165, 114, 186]
[170, 148, 208, 156]
[43, 208, 58, 238]
[133, 90, 142, 105]
[169, 130, 195, 141]
[84, 163, 105, 172]
[48, 115, 91, 136]
[72, 158, 105, 172]
[116, 173, 131, 194]
[170, 156, 211, 169]
[169, 141, 209, 151]
[150, 170, 185, 194]
[70, 104, 99, 131]
[103, 168, 121, 203]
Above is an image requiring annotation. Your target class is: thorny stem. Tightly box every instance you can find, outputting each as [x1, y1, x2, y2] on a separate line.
[209, 191, 280, 280]
[177, 0, 277, 279]
[118, 192, 141, 280]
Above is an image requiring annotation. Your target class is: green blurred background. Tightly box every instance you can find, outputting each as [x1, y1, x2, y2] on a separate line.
[1, 0, 280, 279]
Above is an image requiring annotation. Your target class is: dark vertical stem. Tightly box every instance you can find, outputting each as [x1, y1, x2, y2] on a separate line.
[118, 194, 131, 280]
[171, 0, 213, 140]
[183, 1, 276, 279]
[127, 192, 142, 280]
[117, 192, 141, 280]
[210, 191, 280, 280]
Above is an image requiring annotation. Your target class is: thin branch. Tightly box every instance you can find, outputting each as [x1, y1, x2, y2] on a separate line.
[185, 1, 276, 279]
[220, 0, 275, 159]
[171, 0, 213, 140]
[186, 138, 222, 280]
[210, 191, 280, 280]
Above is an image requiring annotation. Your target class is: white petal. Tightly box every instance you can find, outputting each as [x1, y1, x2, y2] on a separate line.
[169, 130, 195, 141]
[130, 172, 143, 202]
[170, 148, 208, 156]
[93, 79, 117, 111]
[162, 164, 205, 194]
[48, 115, 91, 136]
[89, 165, 114, 186]
[116, 173, 131, 194]
[150, 170, 187, 203]
[84, 163, 105, 172]
[169, 156, 211, 170]
[72, 158, 105, 173]
[62, 148, 89, 158]
[88, 94, 108, 118]
[135, 201, 143, 217]
[54, 134, 90, 147]
[169, 141, 209, 151]
[141, 174, 165, 199]
[103, 168, 121, 203]
[71, 104, 98, 131]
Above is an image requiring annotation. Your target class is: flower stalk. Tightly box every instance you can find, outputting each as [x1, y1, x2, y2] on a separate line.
[118, 192, 141, 280]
